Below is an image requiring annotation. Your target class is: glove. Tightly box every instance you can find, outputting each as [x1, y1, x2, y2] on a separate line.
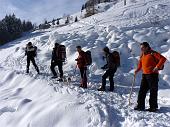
[101, 66, 105, 70]
[153, 67, 158, 72]
[102, 56, 106, 60]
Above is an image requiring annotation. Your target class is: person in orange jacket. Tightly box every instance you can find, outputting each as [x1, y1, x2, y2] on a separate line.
[75, 46, 88, 88]
[134, 42, 166, 112]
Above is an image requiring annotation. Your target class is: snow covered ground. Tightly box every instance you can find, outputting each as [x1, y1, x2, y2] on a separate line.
[0, 0, 170, 127]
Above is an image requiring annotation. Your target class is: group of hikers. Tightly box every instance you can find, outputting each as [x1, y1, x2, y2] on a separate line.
[25, 41, 166, 112]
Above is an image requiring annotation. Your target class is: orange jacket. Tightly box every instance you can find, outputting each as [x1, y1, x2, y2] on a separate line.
[136, 50, 166, 74]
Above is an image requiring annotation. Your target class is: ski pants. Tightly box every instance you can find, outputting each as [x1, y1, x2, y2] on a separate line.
[27, 57, 39, 73]
[102, 69, 116, 91]
[50, 61, 63, 78]
[137, 74, 159, 109]
[79, 67, 87, 88]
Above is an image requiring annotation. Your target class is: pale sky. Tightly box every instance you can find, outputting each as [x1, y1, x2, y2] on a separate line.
[0, 0, 85, 24]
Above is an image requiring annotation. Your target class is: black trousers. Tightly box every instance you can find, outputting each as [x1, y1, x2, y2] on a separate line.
[50, 61, 63, 78]
[102, 69, 116, 90]
[137, 74, 159, 109]
[79, 67, 87, 88]
[27, 57, 39, 73]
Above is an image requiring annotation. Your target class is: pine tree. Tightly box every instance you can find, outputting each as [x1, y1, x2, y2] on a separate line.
[65, 17, 69, 24]
[56, 19, 60, 25]
[75, 16, 78, 22]
[81, 4, 85, 11]
[0, 14, 34, 45]
[52, 19, 55, 25]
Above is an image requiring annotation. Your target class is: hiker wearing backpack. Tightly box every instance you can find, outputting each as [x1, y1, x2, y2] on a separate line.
[75, 46, 88, 88]
[134, 42, 166, 112]
[50, 43, 66, 81]
[25, 42, 39, 74]
[98, 47, 118, 92]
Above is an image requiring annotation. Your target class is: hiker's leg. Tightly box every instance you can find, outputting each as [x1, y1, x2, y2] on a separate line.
[101, 70, 109, 89]
[31, 57, 39, 73]
[58, 61, 63, 79]
[26, 57, 31, 73]
[137, 74, 150, 109]
[146, 74, 159, 109]
[82, 68, 87, 88]
[109, 70, 115, 91]
[50, 62, 57, 76]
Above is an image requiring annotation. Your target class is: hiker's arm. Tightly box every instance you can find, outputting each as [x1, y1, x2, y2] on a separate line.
[154, 53, 166, 69]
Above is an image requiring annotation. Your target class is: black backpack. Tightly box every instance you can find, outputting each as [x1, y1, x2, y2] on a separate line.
[85, 50, 92, 65]
[57, 45, 66, 62]
[112, 51, 120, 67]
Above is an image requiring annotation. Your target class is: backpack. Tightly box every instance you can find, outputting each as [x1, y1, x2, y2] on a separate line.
[57, 45, 66, 62]
[85, 50, 92, 66]
[26, 46, 37, 57]
[112, 51, 120, 67]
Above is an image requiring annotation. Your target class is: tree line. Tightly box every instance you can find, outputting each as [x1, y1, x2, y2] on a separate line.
[0, 14, 34, 45]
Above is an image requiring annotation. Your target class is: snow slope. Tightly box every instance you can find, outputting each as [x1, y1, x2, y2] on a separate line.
[0, 0, 170, 127]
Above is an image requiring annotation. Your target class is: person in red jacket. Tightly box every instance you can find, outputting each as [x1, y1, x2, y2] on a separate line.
[134, 42, 166, 112]
[75, 46, 87, 88]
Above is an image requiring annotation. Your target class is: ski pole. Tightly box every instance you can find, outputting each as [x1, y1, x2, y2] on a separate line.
[129, 73, 136, 106]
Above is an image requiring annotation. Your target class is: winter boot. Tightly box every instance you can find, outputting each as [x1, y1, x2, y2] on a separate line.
[134, 106, 145, 111]
[146, 108, 158, 112]
[57, 78, 63, 82]
[35, 67, 40, 74]
[98, 86, 105, 91]
[26, 69, 29, 73]
[51, 75, 58, 79]
[109, 86, 114, 92]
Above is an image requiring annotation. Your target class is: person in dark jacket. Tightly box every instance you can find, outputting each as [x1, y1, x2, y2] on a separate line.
[25, 42, 39, 74]
[50, 43, 63, 81]
[98, 47, 117, 92]
[75, 46, 87, 88]
[134, 42, 166, 112]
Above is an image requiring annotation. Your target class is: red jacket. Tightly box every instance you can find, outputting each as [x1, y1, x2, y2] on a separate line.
[76, 51, 87, 69]
[136, 50, 166, 74]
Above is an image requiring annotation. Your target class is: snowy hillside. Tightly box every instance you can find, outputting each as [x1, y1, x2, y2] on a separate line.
[0, 0, 170, 127]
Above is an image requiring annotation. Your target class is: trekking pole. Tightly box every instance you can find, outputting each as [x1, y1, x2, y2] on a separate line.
[128, 73, 136, 106]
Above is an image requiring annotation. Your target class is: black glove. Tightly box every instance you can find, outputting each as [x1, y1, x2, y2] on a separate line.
[102, 56, 106, 60]
[101, 66, 105, 69]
